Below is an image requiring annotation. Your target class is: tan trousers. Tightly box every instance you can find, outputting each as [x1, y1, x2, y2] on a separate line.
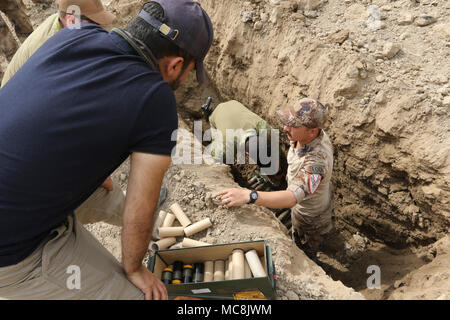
[0, 183, 144, 300]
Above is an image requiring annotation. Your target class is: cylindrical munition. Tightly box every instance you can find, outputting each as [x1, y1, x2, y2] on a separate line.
[184, 218, 212, 237]
[158, 226, 184, 238]
[170, 203, 192, 227]
[260, 255, 266, 273]
[244, 259, 252, 278]
[169, 242, 183, 250]
[213, 259, 225, 281]
[248, 176, 258, 185]
[224, 260, 230, 280]
[152, 210, 168, 239]
[193, 263, 204, 283]
[161, 266, 173, 285]
[245, 249, 267, 277]
[225, 255, 233, 280]
[162, 212, 176, 228]
[255, 184, 265, 191]
[172, 261, 183, 284]
[150, 237, 176, 251]
[231, 249, 245, 280]
[183, 264, 193, 283]
[204, 261, 214, 282]
[181, 238, 210, 248]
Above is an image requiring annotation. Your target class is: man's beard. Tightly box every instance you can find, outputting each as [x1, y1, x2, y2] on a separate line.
[169, 74, 182, 90]
[169, 62, 190, 90]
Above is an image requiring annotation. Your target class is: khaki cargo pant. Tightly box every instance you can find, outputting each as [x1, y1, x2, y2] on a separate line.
[0, 182, 144, 300]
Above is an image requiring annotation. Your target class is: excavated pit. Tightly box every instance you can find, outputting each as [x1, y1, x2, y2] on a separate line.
[174, 76, 442, 300]
[3, 0, 448, 300]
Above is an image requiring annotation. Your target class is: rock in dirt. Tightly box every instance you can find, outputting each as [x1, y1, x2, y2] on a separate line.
[285, 290, 299, 300]
[415, 16, 437, 27]
[304, 10, 318, 18]
[376, 75, 386, 83]
[442, 96, 450, 108]
[254, 21, 263, 30]
[433, 23, 450, 39]
[301, 0, 323, 11]
[270, 7, 283, 24]
[329, 29, 349, 44]
[241, 11, 253, 23]
[397, 12, 414, 25]
[353, 233, 368, 250]
[381, 42, 401, 59]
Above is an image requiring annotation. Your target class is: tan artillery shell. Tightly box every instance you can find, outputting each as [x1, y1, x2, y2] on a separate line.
[231, 249, 245, 280]
[244, 259, 253, 278]
[150, 237, 176, 251]
[161, 212, 176, 228]
[184, 218, 212, 237]
[170, 203, 192, 227]
[181, 238, 210, 248]
[204, 261, 214, 282]
[152, 210, 168, 240]
[158, 226, 184, 238]
[245, 249, 266, 277]
[214, 260, 225, 281]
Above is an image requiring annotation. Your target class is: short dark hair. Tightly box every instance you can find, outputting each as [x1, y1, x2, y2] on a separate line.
[125, 1, 194, 64]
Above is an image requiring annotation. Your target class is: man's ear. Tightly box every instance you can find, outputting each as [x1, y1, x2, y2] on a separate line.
[158, 56, 184, 82]
[65, 14, 77, 26]
[166, 57, 184, 77]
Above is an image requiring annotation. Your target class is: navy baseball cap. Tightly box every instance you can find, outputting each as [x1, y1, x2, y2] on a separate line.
[138, 0, 214, 84]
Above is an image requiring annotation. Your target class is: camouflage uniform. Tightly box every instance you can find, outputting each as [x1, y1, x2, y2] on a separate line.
[277, 98, 334, 259]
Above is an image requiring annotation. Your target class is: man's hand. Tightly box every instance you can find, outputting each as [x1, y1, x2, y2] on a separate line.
[213, 188, 251, 207]
[101, 176, 113, 191]
[126, 265, 168, 300]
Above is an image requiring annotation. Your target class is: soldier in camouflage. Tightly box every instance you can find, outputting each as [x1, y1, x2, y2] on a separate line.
[206, 100, 273, 164]
[214, 98, 334, 261]
[0, 0, 34, 70]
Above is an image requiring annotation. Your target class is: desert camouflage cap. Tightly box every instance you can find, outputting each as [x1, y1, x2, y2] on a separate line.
[277, 98, 327, 128]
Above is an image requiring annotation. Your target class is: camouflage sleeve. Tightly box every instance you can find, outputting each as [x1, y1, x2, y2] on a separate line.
[287, 174, 308, 203]
[287, 156, 326, 204]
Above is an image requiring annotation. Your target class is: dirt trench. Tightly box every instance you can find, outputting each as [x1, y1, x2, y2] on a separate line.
[163, 0, 450, 299]
[2, 0, 448, 300]
[172, 74, 448, 300]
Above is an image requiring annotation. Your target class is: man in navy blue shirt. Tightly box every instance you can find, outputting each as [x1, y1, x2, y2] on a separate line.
[0, 0, 213, 300]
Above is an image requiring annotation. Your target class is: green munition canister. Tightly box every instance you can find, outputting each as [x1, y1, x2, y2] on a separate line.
[161, 266, 173, 285]
[183, 264, 193, 283]
[193, 262, 204, 283]
[172, 261, 183, 284]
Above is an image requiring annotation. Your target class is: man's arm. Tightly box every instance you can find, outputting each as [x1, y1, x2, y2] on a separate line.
[213, 188, 299, 209]
[121, 152, 170, 300]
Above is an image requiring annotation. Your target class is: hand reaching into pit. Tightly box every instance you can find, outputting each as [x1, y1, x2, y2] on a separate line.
[213, 188, 251, 207]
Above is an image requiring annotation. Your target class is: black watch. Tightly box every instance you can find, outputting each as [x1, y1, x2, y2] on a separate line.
[249, 190, 258, 204]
